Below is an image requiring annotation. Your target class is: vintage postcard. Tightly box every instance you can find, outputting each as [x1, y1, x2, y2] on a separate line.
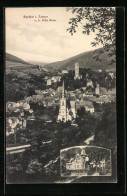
[6, 7, 117, 183]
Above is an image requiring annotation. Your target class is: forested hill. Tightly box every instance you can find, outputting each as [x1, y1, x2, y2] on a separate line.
[6, 53, 32, 65]
[43, 48, 116, 72]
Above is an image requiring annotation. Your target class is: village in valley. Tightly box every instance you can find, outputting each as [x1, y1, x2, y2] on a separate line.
[5, 7, 117, 184]
[6, 62, 116, 138]
[6, 59, 116, 183]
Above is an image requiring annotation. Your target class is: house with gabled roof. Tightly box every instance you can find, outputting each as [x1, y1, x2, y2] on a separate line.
[66, 149, 89, 171]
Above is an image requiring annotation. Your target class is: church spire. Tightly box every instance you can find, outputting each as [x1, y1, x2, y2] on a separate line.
[81, 148, 87, 156]
[62, 80, 65, 98]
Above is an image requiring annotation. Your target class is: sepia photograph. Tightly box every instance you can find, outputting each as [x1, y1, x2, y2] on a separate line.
[60, 146, 112, 179]
[5, 7, 117, 184]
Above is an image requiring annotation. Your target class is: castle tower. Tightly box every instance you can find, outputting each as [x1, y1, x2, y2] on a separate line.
[57, 81, 72, 122]
[75, 62, 79, 78]
[74, 62, 82, 80]
[39, 65, 42, 71]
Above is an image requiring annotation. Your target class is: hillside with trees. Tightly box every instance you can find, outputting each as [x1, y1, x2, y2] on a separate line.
[6, 53, 33, 65]
[43, 48, 115, 72]
[6, 100, 116, 183]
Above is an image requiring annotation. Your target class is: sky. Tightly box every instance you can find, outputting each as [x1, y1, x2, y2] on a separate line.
[6, 7, 102, 63]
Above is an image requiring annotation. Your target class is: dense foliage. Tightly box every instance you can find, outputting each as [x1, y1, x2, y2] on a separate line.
[60, 68, 115, 91]
[94, 101, 116, 150]
[6, 64, 116, 183]
[67, 7, 116, 64]
[6, 100, 116, 183]
[6, 68, 115, 102]
[6, 70, 47, 102]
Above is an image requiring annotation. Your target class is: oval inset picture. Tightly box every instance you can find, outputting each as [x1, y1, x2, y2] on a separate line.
[60, 146, 111, 177]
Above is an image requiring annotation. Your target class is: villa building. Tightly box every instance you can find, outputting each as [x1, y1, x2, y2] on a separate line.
[66, 148, 89, 171]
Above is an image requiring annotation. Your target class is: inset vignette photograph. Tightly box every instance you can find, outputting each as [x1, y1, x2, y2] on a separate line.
[5, 7, 117, 184]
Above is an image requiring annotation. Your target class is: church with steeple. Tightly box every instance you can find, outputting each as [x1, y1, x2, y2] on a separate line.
[57, 81, 74, 122]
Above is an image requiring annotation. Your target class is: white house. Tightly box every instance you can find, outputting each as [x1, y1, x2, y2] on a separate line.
[70, 100, 76, 118]
[80, 101, 94, 113]
[66, 149, 89, 171]
[62, 69, 68, 74]
[86, 79, 94, 88]
[47, 79, 52, 86]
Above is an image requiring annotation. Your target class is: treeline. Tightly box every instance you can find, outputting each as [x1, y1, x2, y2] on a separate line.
[6, 70, 47, 102]
[6, 67, 116, 102]
[60, 68, 116, 91]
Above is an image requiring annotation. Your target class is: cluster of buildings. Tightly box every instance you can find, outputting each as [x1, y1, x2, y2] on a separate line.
[6, 117, 27, 136]
[44, 62, 103, 101]
[6, 100, 34, 116]
[45, 62, 94, 87]
[45, 75, 61, 86]
[56, 62, 116, 122]
[6, 61, 116, 135]
[57, 80, 96, 122]
[56, 62, 99, 122]
[6, 100, 33, 136]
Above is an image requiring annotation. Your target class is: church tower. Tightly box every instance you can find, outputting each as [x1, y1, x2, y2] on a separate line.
[75, 62, 79, 78]
[57, 81, 71, 122]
